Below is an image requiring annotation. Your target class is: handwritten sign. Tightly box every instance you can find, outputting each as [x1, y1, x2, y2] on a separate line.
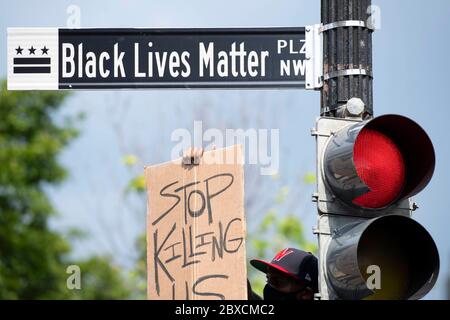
[145, 145, 247, 300]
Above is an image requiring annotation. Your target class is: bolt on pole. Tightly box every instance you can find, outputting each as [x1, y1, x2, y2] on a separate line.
[321, 0, 374, 118]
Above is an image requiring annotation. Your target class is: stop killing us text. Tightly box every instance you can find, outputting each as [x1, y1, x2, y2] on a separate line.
[61, 41, 307, 79]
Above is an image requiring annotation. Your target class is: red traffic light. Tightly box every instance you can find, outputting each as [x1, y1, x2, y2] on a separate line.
[353, 128, 406, 208]
[323, 115, 435, 210]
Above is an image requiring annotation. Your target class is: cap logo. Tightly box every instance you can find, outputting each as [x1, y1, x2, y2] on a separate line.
[273, 249, 294, 262]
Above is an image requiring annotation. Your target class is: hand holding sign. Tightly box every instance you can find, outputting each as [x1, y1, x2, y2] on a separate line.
[182, 147, 205, 166]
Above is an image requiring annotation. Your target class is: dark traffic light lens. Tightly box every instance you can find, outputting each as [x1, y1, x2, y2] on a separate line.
[357, 216, 439, 300]
[326, 215, 439, 300]
[353, 128, 406, 208]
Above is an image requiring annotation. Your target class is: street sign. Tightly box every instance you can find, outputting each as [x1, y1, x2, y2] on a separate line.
[7, 27, 322, 90]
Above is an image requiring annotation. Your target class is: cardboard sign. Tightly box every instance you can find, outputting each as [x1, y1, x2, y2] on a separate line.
[145, 145, 247, 300]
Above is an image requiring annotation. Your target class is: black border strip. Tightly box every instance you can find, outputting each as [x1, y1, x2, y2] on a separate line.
[14, 66, 51, 74]
[14, 58, 51, 65]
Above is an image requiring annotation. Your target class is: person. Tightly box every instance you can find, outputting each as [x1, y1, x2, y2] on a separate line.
[248, 248, 319, 301]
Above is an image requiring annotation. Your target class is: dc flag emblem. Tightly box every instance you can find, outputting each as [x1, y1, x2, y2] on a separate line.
[13, 45, 51, 74]
[8, 28, 58, 90]
[273, 249, 294, 262]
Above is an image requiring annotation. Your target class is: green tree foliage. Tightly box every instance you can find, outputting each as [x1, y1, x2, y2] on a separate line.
[127, 234, 147, 300]
[67, 257, 131, 300]
[0, 81, 130, 299]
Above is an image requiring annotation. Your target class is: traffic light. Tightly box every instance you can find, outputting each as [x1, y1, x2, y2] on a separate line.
[313, 112, 439, 300]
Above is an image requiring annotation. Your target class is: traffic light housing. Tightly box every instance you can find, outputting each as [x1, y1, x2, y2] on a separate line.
[313, 114, 439, 300]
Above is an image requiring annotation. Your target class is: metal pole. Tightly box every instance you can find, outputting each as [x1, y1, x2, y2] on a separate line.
[321, 0, 373, 118]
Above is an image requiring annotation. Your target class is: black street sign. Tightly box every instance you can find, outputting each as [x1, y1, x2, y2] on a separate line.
[7, 27, 322, 90]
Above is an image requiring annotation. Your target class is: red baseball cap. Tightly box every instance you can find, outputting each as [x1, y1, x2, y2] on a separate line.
[250, 248, 318, 292]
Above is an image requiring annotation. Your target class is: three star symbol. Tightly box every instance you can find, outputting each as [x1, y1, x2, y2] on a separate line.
[15, 46, 49, 55]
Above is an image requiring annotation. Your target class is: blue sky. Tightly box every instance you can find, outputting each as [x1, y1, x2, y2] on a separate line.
[1, 0, 450, 300]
